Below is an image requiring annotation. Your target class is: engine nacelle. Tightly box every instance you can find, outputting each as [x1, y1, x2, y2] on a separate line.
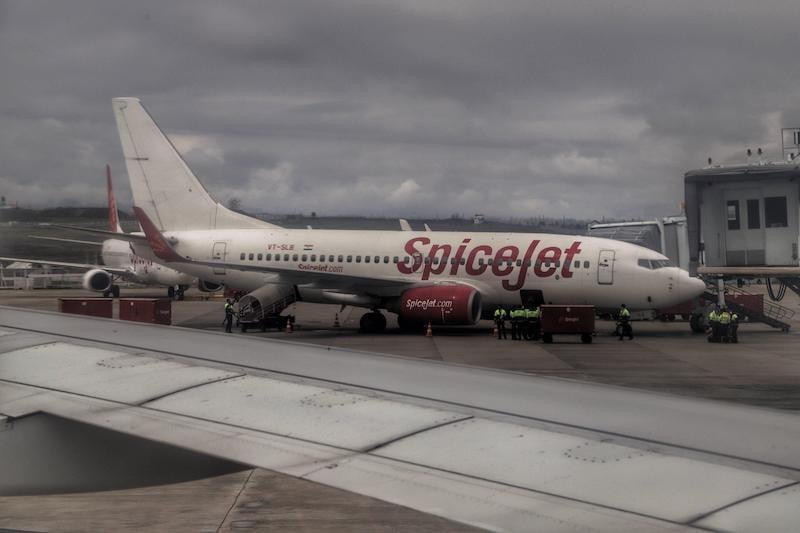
[238, 284, 296, 323]
[82, 268, 112, 292]
[390, 285, 482, 325]
[197, 280, 223, 292]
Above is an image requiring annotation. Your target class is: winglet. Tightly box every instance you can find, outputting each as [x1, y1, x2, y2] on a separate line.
[133, 206, 185, 263]
[107, 164, 123, 234]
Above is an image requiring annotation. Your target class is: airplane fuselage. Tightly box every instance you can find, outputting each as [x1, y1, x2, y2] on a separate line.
[136, 228, 704, 311]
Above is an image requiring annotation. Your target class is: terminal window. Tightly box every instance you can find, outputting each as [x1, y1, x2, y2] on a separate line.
[726, 200, 741, 230]
[764, 196, 788, 228]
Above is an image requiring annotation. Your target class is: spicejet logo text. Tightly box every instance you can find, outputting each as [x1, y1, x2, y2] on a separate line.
[396, 237, 582, 291]
[405, 298, 454, 311]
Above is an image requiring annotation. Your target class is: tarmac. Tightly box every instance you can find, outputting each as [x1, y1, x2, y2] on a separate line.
[1, 287, 800, 531]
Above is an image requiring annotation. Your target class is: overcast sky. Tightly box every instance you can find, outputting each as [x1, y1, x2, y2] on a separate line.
[2, 0, 800, 219]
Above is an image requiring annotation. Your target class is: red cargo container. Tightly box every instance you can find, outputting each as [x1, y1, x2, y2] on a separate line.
[58, 298, 113, 318]
[540, 305, 595, 344]
[728, 294, 764, 315]
[119, 298, 172, 325]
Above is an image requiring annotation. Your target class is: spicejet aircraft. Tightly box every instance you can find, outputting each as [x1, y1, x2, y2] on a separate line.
[0, 166, 203, 298]
[112, 97, 706, 331]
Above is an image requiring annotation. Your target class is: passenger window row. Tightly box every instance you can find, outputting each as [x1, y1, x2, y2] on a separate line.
[235, 251, 591, 270]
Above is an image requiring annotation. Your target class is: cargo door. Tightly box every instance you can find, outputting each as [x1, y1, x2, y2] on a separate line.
[597, 250, 615, 285]
[211, 242, 227, 275]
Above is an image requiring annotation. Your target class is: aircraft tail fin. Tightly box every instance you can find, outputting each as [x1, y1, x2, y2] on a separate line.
[106, 164, 124, 234]
[112, 97, 279, 231]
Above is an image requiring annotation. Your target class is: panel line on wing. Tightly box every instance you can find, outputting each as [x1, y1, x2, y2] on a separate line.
[134, 373, 247, 406]
[687, 480, 800, 525]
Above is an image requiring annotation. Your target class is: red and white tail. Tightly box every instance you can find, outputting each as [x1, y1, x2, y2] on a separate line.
[106, 164, 123, 234]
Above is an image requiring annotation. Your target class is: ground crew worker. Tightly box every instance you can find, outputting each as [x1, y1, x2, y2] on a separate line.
[223, 298, 236, 333]
[730, 310, 739, 343]
[529, 305, 541, 340]
[510, 306, 523, 340]
[718, 306, 732, 343]
[618, 304, 632, 340]
[493, 306, 508, 340]
[522, 305, 533, 340]
[707, 305, 720, 343]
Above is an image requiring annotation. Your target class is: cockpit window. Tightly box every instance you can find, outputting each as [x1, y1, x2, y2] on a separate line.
[638, 258, 673, 269]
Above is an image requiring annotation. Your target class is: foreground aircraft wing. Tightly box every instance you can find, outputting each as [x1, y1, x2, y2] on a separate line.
[0, 256, 129, 275]
[2, 306, 800, 532]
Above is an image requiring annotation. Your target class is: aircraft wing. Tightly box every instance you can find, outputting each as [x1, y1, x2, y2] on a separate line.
[28, 235, 105, 246]
[2, 306, 799, 532]
[0, 256, 129, 275]
[49, 224, 149, 244]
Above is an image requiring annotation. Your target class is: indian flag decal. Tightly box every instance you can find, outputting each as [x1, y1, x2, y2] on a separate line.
[303, 244, 313, 251]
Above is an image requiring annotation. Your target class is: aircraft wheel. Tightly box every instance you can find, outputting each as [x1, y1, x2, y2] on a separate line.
[111, 285, 120, 298]
[689, 313, 705, 334]
[581, 333, 592, 344]
[102, 289, 111, 298]
[360, 312, 386, 333]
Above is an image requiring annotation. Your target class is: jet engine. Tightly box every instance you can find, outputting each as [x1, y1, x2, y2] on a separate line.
[389, 285, 482, 325]
[197, 280, 223, 292]
[82, 268, 112, 292]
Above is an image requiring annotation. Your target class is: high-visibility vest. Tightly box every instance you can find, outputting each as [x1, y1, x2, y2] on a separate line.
[708, 311, 718, 322]
[532, 308, 541, 318]
[525, 309, 535, 318]
[718, 312, 731, 324]
[620, 308, 631, 318]
[494, 308, 506, 319]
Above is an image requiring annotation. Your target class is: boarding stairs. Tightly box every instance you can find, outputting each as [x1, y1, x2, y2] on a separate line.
[237, 286, 297, 325]
[702, 282, 794, 332]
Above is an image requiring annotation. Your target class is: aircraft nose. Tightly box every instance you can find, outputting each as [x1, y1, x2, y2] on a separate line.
[680, 273, 707, 300]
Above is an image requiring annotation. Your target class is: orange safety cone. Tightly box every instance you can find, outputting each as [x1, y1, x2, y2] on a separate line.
[333, 312, 341, 328]
[286, 319, 293, 333]
[426, 321, 433, 337]
[492, 324, 499, 338]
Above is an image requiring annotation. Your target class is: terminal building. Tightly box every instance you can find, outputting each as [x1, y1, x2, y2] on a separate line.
[685, 163, 799, 274]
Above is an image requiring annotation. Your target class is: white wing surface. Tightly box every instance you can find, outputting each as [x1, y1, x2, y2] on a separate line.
[1, 306, 799, 532]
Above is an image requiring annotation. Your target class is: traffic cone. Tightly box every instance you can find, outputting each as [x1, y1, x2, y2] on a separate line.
[426, 321, 433, 337]
[333, 312, 341, 328]
[492, 324, 499, 338]
[286, 319, 293, 333]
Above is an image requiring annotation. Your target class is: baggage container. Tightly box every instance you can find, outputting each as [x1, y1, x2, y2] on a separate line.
[540, 305, 595, 344]
[119, 298, 171, 325]
[58, 298, 113, 318]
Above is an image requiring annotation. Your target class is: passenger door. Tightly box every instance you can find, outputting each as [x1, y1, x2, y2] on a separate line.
[597, 250, 615, 285]
[723, 189, 765, 266]
[211, 242, 227, 275]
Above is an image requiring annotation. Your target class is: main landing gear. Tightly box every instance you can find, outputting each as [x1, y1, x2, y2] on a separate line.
[359, 311, 386, 333]
[168, 285, 187, 300]
[103, 285, 120, 298]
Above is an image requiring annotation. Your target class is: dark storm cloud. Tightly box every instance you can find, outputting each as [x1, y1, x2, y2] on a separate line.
[2, 0, 799, 218]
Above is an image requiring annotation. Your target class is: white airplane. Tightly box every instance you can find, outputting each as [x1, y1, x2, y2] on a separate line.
[0, 165, 208, 299]
[111, 97, 705, 331]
